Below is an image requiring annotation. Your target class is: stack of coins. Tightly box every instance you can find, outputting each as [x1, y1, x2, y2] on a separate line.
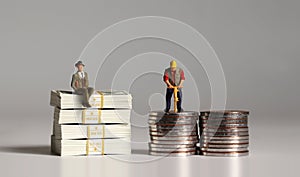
[148, 111, 199, 156]
[199, 110, 250, 157]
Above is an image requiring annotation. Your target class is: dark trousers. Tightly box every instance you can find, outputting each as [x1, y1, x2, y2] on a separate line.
[75, 87, 94, 104]
[165, 88, 182, 111]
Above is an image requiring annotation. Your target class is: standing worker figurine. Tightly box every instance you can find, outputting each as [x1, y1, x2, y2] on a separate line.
[71, 61, 94, 107]
[163, 60, 185, 113]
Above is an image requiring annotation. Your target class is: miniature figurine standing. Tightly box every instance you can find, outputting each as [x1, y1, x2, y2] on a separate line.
[71, 61, 94, 107]
[163, 60, 185, 113]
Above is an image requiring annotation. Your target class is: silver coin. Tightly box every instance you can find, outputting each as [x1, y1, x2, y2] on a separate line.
[151, 140, 198, 145]
[200, 110, 249, 116]
[150, 129, 197, 132]
[199, 122, 248, 127]
[149, 151, 196, 156]
[201, 109, 249, 115]
[200, 127, 248, 131]
[150, 129, 198, 133]
[148, 118, 198, 123]
[149, 122, 197, 126]
[150, 124, 197, 127]
[199, 138, 249, 144]
[150, 126, 197, 131]
[201, 119, 248, 124]
[150, 147, 196, 152]
[148, 120, 197, 125]
[200, 142, 249, 145]
[200, 141, 250, 145]
[201, 121, 248, 125]
[148, 119, 198, 124]
[201, 127, 249, 132]
[151, 136, 198, 141]
[150, 128, 197, 132]
[200, 147, 248, 152]
[149, 143, 195, 148]
[200, 115, 249, 119]
[201, 124, 248, 128]
[201, 132, 249, 136]
[201, 135, 249, 140]
[201, 137, 249, 141]
[150, 123, 197, 127]
[200, 139, 249, 144]
[149, 111, 199, 117]
[151, 134, 199, 138]
[150, 149, 196, 153]
[200, 151, 249, 157]
[201, 132, 249, 135]
[200, 144, 249, 148]
[200, 115, 248, 119]
[150, 125, 197, 128]
[149, 131, 199, 136]
[149, 116, 198, 121]
[151, 127, 198, 131]
[149, 129, 197, 132]
[150, 131, 198, 136]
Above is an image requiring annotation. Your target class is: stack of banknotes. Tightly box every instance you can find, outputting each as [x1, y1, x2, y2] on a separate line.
[50, 90, 132, 156]
[50, 90, 132, 109]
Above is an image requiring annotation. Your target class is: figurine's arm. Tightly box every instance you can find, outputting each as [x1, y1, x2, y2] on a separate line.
[178, 80, 184, 88]
[163, 70, 174, 88]
[85, 72, 89, 87]
[71, 74, 78, 90]
[165, 80, 174, 88]
[178, 69, 185, 88]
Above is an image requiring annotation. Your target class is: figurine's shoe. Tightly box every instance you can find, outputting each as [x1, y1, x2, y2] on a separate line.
[83, 103, 92, 108]
[164, 109, 170, 114]
[178, 108, 183, 113]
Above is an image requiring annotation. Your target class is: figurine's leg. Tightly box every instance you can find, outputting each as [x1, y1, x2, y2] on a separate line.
[165, 88, 173, 112]
[87, 87, 94, 99]
[80, 88, 91, 107]
[177, 89, 182, 112]
[74, 88, 84, 96]
[75, 88, 87, 107]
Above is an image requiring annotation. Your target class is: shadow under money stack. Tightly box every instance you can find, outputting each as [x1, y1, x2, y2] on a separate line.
[50, 90, 132, 156]
[198, 110, 250, 157]
[148, 111, 199, 156]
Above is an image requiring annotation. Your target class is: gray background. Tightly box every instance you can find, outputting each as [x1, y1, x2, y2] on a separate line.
[0, 0, 299, 177]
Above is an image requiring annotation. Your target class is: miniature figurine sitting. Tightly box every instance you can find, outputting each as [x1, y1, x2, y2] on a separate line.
[71, 61, 94, 107]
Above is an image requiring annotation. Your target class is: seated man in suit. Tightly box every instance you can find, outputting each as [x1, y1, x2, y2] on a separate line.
[71, 61, 94, 107]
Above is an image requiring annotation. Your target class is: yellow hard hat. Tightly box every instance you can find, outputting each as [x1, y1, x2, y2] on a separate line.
[170, 60, 177, 68]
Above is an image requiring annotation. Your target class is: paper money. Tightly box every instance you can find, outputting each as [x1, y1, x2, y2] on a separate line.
[53, 123, 131, 139]
[50, 90, 132, 156]
[51, 135, 131, 156]
[54, 107, 130, 124]
[50, 90, 132, 109]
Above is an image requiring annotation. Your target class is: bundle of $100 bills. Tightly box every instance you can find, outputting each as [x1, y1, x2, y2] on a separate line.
[50, 90, 132, 156]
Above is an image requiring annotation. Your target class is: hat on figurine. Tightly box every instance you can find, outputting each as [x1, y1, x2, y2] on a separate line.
[170, 60, 177, 68]
[75, 61, 85, 67]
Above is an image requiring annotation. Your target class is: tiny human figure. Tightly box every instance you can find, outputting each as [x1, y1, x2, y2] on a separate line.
[71, 61, 94, 107]
[163, 60, 185, 113]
